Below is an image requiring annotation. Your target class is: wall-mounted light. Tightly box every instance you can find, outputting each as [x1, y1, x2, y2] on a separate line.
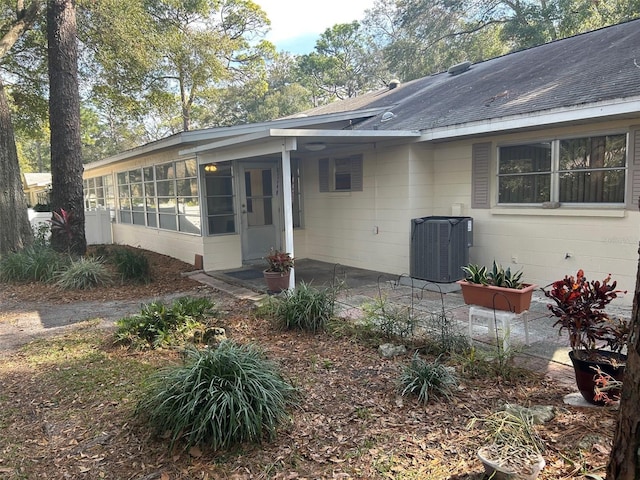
[304, 142, 326, 152]
[204, 164, 218, 172]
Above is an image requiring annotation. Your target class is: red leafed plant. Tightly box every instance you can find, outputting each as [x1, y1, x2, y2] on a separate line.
[265, 249, 294, 274]
[50, 208, 73, 242]
[543, 269, 629, 355]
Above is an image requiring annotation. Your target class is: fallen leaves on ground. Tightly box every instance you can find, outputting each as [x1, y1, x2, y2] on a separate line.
[0, 249, 617, 479]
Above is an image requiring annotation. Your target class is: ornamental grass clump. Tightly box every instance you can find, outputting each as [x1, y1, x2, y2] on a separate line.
[109, 246, 151, 284]
[269, 281, 337, 333]
[54, 256, 113, 290]
[135, 342, 298, 450]
[0, 245, 67, 283]
[397, 353, 458, 404]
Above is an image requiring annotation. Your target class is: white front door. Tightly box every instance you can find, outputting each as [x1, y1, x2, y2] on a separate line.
[239, 161, 281, 262]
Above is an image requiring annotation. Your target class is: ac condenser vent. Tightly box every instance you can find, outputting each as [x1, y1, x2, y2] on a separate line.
[410, 216, 473, 283]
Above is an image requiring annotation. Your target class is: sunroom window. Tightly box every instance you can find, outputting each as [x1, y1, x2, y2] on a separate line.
[498, 134, 627, 205]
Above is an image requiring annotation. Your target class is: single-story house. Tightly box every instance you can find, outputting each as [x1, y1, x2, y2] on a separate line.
[83, 19, 640, 305]
[22, 172, 52, 207]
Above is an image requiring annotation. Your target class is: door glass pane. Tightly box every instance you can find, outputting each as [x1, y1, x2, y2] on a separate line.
[246, 168, 272, 227]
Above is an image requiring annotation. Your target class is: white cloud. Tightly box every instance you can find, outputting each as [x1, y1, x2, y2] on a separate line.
[257, 0, 373, 44]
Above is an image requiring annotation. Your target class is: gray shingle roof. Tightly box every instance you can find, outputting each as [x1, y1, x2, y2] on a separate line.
[305, 19, 640, 132]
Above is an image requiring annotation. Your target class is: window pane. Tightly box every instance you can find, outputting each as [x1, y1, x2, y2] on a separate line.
[208, 215, 235, 234]
[117, 172, 128, 184]
[499, 174, 551, 203]
[176, 178, 198, 196]
[156, 180, 175, 196]
[499, 143, 551, 173]
[335, 173, 351, 190]
[207, 176, 233, 195]
[144, 167, 154, 181]
[145, 182, 155, 197]
[147, 213, 157, 227]
[560, 135, 626, 170]
[158, 197, 176, 213]
[155, 163, 174, 180]
[560, 170, 625, 203]
[159, 214, 177, 230]
[334, 158, 352, 191]
[559, 135, 626, 203]
[207, 196, 234, 215]
[129, 168, 142, 183]
[119, 211, 131, 223]
[498, 143, 552, 203]
[179, 215, 201, 234]
[178, 197, 200, 216]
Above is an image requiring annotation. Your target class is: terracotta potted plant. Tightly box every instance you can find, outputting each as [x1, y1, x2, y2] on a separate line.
[457, 261, 537, 313]
[543, 269, 629, 405]
[472, 410, 545, 480]
[263, 249, 294, 293]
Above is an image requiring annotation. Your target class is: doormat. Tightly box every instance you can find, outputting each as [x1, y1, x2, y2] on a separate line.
[224, 269, 264, 281]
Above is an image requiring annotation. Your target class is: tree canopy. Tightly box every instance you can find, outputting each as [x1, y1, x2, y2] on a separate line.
[2, 0, 640, 170]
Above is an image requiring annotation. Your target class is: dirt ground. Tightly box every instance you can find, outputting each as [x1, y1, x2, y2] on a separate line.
[0, 248, 618, 479]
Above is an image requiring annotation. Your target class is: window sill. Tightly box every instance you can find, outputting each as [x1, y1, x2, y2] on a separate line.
[491, 207, 626, 218]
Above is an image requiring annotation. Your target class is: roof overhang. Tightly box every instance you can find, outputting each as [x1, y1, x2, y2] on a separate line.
[419, 96, 640, 142]
[84, 108, 391, 170]
[180, 128, 421, 160]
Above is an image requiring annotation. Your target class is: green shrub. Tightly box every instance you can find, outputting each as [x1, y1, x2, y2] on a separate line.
[0, 245, 67, 283]
[54, 257, 113, 290]
[135, 342, 297, 450]
[269, 281, 337, 333]
[110, 247, 151, 283]
[362, 296, 415, 339]
[397, 353, 457, 404]
[422, 310, 470, 356]
[115, 296, 216, 348]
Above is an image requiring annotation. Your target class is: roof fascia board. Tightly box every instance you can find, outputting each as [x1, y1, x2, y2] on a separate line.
[182, 131, 275, 155]
[198, 138, 296, 164]
[269, 128, 421, 138]
[182, 107, 387, 142]
[420, 97, 640, 141]
[182, 128, 421, 156]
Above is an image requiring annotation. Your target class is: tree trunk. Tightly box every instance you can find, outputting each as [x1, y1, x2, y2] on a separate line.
[607, 200, 640, 478]
[47, 0, 86, 256]
[0, 77, 33, 254]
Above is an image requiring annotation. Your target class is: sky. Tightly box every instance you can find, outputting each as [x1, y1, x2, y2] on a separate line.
[256, 0, 374, 54]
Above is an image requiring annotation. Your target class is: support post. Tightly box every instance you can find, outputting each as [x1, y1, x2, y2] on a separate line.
[281, 143, 295, 289]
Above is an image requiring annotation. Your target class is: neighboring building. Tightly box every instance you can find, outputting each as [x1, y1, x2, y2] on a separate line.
[22, 173, 52, 207]
[83, 19, 640, 305]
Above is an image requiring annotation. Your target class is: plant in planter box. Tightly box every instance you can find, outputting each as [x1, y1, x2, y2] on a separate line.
[543, 269, 629, 404]
[458, 261, 536, 313]
[263, 249, 294, 293]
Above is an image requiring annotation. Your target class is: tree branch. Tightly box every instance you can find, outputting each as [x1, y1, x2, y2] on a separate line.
[0, 0, 41, 60]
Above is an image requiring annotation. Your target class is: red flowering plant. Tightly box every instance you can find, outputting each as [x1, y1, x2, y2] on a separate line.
[265, 249, 294, 274]
[543, 269, 629, 360]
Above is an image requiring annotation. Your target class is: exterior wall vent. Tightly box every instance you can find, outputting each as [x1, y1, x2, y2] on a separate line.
[381, 111, 396, 122]
[447, 61, 472, 76]
[410, 216, 473, 282]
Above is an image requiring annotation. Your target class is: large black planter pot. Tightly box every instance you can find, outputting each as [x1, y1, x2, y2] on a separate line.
[568, 350, 626, 405]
